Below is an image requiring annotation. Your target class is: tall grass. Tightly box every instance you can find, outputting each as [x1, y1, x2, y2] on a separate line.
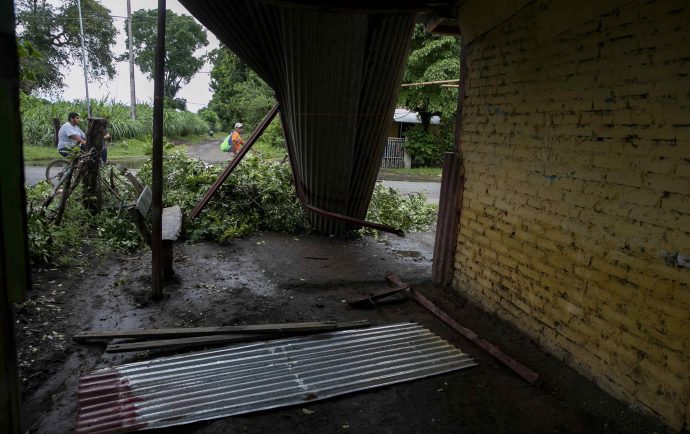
[21, 94, 209, 146]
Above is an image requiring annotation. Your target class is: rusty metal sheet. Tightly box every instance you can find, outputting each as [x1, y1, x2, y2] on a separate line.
[179, 0, 417, 234]
[75, 323, 476, 433]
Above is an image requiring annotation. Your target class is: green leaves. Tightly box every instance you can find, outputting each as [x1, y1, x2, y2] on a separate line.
[398, 24, 459, 120]
[20, 94, 209, 147]
[207, 47, 275, 130]
[15, 0, 117, 95]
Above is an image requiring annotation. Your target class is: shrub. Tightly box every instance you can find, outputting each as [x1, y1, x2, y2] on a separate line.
[403, 123, 454, 167]
[26, 153, 437, 264]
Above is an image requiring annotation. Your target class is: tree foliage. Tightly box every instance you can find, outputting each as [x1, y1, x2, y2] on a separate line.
[207, 46, 275, 130]
[15, 0, 117, 95]
[127, 9, 208, 101]
[398, 25, 460, 124]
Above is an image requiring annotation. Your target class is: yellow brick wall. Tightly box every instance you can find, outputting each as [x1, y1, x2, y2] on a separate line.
[453, 0, 690, 429]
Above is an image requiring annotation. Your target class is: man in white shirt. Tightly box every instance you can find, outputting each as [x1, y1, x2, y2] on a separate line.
[57, 112, 86, 157]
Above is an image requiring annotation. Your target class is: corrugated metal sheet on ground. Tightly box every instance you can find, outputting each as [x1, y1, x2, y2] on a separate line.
[75, 322, 477, 433]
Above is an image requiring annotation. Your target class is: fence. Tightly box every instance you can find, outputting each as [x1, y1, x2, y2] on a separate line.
[381, 137, 408, 168]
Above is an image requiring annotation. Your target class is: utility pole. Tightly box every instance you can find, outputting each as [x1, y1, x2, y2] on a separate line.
[76, 0, 91, 117]
[127, 0, 136, 119]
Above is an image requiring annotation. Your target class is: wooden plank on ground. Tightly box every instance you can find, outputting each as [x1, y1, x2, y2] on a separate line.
[74, 320, 369, 341]
[347, 284, 409, 307]
[106, 334, 277, 353]
[104, 320, 372, 353]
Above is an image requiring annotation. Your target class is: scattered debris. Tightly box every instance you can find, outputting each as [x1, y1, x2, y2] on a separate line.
[347, 274, 409, 307]
[73, 321, 352, 341]
[75, 323, 476, 433]
[80, 321, 372, 353]
[386, 273, 539, 384]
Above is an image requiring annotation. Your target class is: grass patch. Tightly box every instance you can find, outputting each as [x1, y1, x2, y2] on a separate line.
[378, 167, 443, 182]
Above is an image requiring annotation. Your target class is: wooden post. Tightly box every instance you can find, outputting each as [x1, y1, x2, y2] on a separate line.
[83, 117, 106, 213]
[151, 0, 166, 300]
[0, 0, 30, 431]
[432, 39, 467, 286]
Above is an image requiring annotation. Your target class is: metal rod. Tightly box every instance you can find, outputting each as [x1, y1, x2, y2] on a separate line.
[76, 0, 91, 117]
[127, 0, 136, 119]
[386, 273, 539, 383]
[189, 103, 280, 219]
[151, 0, 166, 300]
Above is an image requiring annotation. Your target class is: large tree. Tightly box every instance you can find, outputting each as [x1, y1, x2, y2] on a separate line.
[398, 25, 460, 129]
[207, 46, 274, 130]
[128, 9, 208, 105]
[15, 0, 117, 95]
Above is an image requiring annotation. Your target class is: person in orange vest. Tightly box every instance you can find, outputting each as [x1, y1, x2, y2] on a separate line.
[230, 123, 245, 157]
[219, 123, 246, 158]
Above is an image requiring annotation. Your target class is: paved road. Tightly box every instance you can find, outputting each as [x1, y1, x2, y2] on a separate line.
[380, 180, 440, 205]
[25, 166, 46, 186]
[25, 164, 440, 204]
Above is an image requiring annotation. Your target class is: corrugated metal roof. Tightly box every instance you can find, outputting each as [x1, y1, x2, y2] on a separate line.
[179, 0, 417, 234]
[75, 323, 477, 433]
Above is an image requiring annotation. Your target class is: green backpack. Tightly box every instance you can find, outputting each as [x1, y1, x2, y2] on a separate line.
[220, 134, 232, 152]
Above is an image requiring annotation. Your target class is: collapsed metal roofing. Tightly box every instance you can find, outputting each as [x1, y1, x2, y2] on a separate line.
[75, 323, 476, 433]
[179, 0, 456, 234]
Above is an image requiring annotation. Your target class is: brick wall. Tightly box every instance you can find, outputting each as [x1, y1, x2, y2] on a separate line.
[454, 0, 690, 429]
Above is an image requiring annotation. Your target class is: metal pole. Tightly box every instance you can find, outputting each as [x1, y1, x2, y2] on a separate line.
[151, 0, 166, 300]
[76, 0, 91, 117]
[127, 0, 136, 119]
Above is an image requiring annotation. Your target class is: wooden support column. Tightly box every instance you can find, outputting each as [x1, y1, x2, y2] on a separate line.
[0, 0, 29, 431]
[83, 117, 106, 213]
[432, 38, 467, 286]
[151, 0, 166, 300]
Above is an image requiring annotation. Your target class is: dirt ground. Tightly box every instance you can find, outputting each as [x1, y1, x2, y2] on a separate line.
[17, 231, 672, 434]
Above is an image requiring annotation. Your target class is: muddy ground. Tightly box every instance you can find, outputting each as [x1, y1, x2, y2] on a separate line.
[17, 231, 671, 434]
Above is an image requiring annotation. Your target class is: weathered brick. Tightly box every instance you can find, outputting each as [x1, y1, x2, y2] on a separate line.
[454, 0, 690, 429]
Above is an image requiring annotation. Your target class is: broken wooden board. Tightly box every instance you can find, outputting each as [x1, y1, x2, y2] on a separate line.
[347, 284, 409, 307]
[74, 321, 369, 342]
[106, 334, 278, 353]
[102, 321, 372, 353]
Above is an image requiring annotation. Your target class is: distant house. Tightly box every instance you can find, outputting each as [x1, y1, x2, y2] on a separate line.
[388, 108, 441, 138]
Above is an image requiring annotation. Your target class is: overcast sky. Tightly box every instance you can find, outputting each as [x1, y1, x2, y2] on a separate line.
[57, 0, 219, 112]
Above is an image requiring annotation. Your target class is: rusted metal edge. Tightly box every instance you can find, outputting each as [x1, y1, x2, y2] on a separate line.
[189, 103, 280, 219]
[386, 273, 539, 383]
[280, 110, 405, 237]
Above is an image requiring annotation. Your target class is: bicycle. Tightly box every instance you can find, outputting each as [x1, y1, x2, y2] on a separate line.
[42, 147, 142, 225]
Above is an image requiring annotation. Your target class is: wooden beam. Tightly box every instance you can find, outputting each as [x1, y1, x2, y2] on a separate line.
[102, 320, 372, 353]
[151, 0, 166, 300]
[400, 79, 460, 87]
[105, 334, 279, 353]
[0, 1, 28, 431]
[73, 321, 366, 341]
[189, 103, 279, 219]
[386, 273, 539, 383]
